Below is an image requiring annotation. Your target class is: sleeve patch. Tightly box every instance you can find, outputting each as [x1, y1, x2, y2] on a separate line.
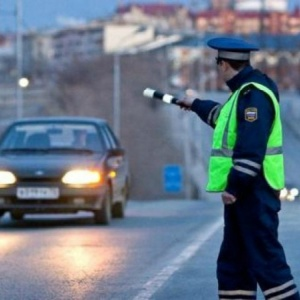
[244, 107, 257, 122]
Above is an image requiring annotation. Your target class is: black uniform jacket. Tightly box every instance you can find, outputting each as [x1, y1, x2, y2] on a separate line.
[191, 65, 280, 197]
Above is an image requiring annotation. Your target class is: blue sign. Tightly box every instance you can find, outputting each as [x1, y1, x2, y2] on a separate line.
[163, 165, 182, 193]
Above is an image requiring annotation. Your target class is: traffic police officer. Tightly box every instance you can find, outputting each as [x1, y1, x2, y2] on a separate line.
[177, 37, 300, 299]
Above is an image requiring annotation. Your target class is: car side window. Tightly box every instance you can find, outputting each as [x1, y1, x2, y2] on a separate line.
[106, 126, 120, 148]
[99, 126, 112, 149]
[101, 126, 119, 149]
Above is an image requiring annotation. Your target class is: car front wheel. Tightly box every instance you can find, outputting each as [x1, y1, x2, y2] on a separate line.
[112, 201, 125, 218]
[94, 193, 111, 225]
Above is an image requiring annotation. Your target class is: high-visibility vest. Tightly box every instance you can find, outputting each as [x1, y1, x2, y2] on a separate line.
[207, 82, 284, 192]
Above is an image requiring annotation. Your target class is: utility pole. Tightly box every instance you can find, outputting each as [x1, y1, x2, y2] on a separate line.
[16, 0, 23, 119]
[260, 0, 266, 36]
[113, 52, 121, 137]
[112, 26, 145, 137]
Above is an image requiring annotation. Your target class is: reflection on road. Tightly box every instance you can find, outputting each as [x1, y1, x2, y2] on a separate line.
[0, 233, 25, 258]
[44, 231, 126, 299]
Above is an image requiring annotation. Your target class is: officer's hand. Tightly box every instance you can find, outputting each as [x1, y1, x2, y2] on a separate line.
[175, 96, 196, 110]
[221, 191, 237, 205]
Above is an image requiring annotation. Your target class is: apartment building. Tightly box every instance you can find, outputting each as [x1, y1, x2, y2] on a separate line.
[51, 21, 104, 68]
[1, 1, 300, 85]
[114, 3, 193, 30]
[234, 0, 288, 11]
[194, 8, 300, 34]
[114, 2, 300, 35]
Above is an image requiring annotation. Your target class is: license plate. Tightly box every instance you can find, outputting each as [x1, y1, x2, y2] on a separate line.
[17, 187, 60, 199]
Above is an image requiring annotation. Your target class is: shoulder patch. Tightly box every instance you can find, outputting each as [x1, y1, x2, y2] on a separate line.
[245, 107, 257, 122]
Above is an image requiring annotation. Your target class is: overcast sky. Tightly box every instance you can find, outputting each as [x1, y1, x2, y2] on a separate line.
[0, 0, 298, 32]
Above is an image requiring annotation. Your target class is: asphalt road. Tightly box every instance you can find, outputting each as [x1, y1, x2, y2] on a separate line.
[0, 197, 299, 300]
[0, 120, 299, 300]
[0, 199, 223, 300]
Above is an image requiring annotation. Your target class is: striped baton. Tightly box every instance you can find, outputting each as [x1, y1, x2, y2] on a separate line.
[143, 88, 189, 108]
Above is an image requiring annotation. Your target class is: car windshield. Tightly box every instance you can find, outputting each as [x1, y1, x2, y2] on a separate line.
[0, 122, 105, 153]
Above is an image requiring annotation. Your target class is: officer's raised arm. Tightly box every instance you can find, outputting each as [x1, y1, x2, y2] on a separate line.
[176, 96, 222, 128]
[143, 87, 222, 128]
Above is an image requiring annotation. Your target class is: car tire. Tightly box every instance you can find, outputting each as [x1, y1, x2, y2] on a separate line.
[124, 179, 130, 201]
[112, 201, 125, 218]
[94, 192, 111, 225]
[112, 180, 129, 218]
[10, 211, 24, 221]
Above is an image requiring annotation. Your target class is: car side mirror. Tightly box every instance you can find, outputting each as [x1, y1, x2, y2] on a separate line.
[106, 148, 125, 169]
[108, 148, 124, 157]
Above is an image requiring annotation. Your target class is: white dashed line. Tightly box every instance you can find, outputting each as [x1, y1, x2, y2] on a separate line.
[133, 217, 223, 300]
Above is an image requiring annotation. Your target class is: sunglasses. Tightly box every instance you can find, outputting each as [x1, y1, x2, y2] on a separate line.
[215, 57, 223, 65]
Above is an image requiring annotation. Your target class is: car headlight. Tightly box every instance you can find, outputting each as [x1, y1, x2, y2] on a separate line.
[0, 170, 17, 185]
[62, 169, 101, 185]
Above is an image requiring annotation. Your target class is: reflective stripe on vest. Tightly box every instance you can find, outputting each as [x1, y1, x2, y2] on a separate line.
[206, 82, 284, 192]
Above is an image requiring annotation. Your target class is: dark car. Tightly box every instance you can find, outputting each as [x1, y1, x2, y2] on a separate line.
[0, 117, 130, 225]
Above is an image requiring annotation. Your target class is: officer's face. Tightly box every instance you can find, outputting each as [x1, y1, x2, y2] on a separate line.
[216, 58, 225, 76]
[216, 60, 233, 82]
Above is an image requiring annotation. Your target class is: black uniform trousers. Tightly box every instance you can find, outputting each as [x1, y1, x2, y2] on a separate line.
[217, 177, 300, 300]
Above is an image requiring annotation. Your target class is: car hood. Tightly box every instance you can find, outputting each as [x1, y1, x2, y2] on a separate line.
[0, 153, 105, 178]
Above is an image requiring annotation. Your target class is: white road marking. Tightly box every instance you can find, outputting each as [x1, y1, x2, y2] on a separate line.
[133, 217, 223, 300]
